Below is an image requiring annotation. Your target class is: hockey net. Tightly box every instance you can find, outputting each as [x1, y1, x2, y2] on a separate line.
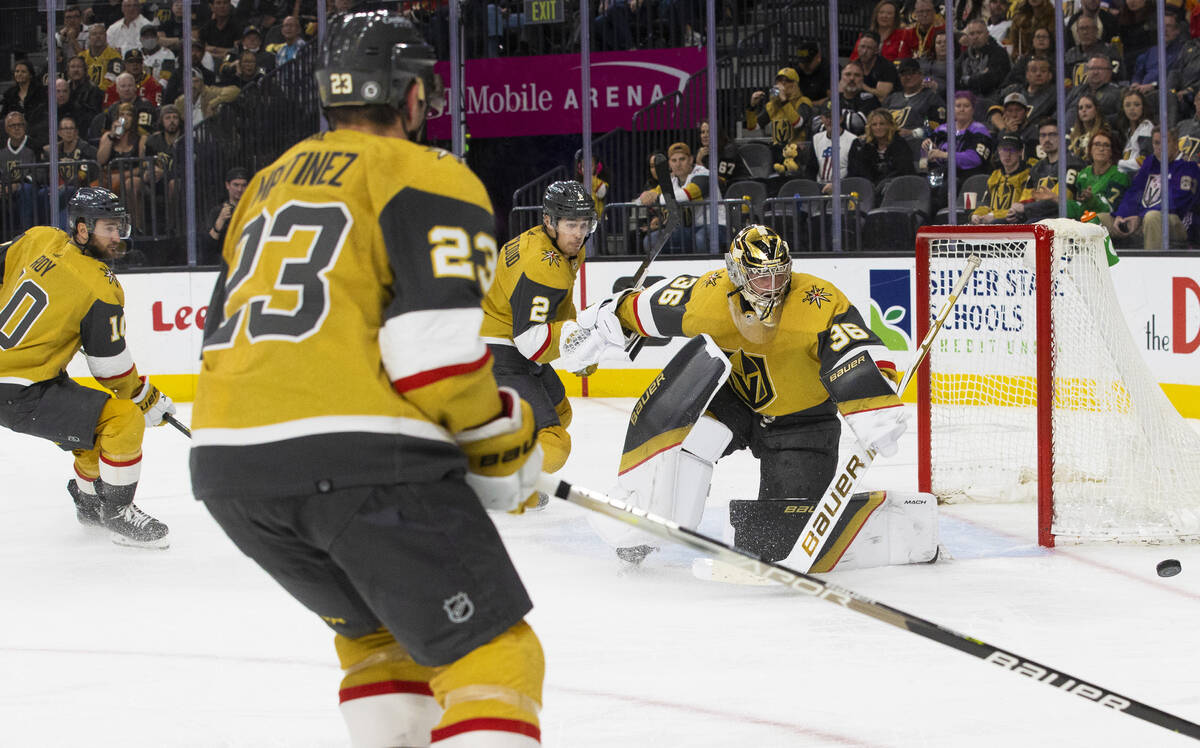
[916, 219, 1200, 545]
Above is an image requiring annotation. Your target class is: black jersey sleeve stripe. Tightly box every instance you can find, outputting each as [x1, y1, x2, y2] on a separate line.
[815, 307, 885, 372]
[509, 275, 568, 339]
[79, 299, 128, 359]
[379, 187, 496, 319]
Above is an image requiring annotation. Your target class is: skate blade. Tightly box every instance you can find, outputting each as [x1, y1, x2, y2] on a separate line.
[110, 532, 170, 550]
[691, 558, 776, 586]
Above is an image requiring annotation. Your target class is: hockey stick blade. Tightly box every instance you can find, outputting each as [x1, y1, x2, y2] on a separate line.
[164, 413, 191, 438]
[784, 253, 982, 572]
[540, 474, 1200, 741]
[626, 155, 683, 360]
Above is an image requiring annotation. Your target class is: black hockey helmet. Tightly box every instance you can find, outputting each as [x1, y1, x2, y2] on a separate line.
[68, 187, 130, 239]
[542, 180, 597, 225]
[316, 11, 444, 114]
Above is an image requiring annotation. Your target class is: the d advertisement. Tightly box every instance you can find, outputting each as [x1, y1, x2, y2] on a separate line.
[427, 47, 707, 139]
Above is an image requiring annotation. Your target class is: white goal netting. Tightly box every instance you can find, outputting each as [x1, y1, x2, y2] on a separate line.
[924, 219, 1200, 542]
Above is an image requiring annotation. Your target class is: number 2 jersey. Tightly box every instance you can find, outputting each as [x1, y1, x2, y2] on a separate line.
[0, 227, 143, 398]
[615, 269, 898, 418]
[190, 129, 504, 502]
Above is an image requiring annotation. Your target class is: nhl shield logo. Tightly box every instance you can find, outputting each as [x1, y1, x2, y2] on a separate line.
[443, 592, 475, 623]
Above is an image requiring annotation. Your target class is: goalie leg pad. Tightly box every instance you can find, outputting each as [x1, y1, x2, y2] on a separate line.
[336, 628, 441, 748]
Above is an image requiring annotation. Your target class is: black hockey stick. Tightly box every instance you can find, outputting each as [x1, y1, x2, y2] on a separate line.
[626, 154, 682, 361]
[164, 413, 191, 438]
[539, 475, 1200, 741]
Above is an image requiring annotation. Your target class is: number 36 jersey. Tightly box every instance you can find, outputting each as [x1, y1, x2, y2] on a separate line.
[616, 269, 895, 418]
[191, 129, 504, 502]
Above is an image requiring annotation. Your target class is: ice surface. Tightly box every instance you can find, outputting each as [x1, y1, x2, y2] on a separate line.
[2, 400, 1197, 747]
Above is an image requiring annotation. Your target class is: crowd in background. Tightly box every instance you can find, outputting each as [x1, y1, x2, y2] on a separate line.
[2, 0, 1200, 259]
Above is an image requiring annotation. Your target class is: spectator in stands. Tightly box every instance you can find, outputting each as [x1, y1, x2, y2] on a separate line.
[957, 18, 1010, 100]
[0, 61, 48, 147]
[919, 30, 949, 93]
[807, 101, 857, 193]
[1178, 96, 1200, 163]
[201, 165, 249, 263]
[1067, 0, 1118, 46]
[54, 79, 89, 138]
[1067, 94, 1104, 161]
[970, 134, 1031, 223]
[97, 102, 142, 216]
[1075, 130, 1130, 216]
[1115, 0, 1157, 80]
[1009, 118, 1084, 223]
[1006, 0, 1053, 59]
[102, 72, 157, 136]
[1117, 88, 1155, 173]
[162, 45, 217, 111]
[220, 50, 265, 88]
[221, 24, 275, 78]
[837, 61, 880, 132]
[592, 0, 635, 52]
[140, 103, 182, 222]
[1129, 12, 1185, 97]
[174, 67, 239, 125]
[1169, 37, 1200, 125]
[57, 5, 87, 60]
[909, 0, 945, 59]
[91, 0, 125, 28]
[987, 92, 1036, 157]
[107, 0, 150, 54]
[997, 55, 1054, 144]
[695, 121, 739, 192]
[39, 115, 99, 230]
[139, 24, 176, 84]
[852, 1, 916, 62]
[746, 68, 813, 149]
[104, 50, 163, 108]
[923, 91, 993, 206]
[885, 57, 946, 140]
[1065, 55, 1121, 131]
[952, 0, 985, 29]
[790, 41, 830, 105]
[1063, 16, 1120, 91]
[1, 112, 38, 232]
[200, 0, 242, 61]
[637, 142, 724, 253]
[65, 55, 104, 134]
[84, 22, 124, 93]
[852, 32, 899, 102]
[1004, 26, 1051, 88]
[984, 0, 1011, 45]
[574, 150, 611, 216]
[1102, 127, 1200, 248]
[273, 16, 307, 66]
[849, 109, 915, 190]
[158, 0, 210, 55]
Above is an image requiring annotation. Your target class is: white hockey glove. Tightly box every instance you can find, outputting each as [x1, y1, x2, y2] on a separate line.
[455, 387, 544, 513]
[556, 319, 614, 376]
[576, 292, 630, 346]
[844, 405, 909, 458]
[132, 377, 176, 428]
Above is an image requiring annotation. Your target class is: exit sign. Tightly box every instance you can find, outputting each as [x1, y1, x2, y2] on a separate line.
[524, 0, 564, 24]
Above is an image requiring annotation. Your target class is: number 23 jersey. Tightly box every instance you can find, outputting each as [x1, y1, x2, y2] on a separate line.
[191, 129, 502, 502]
[616, 269, 889, 418]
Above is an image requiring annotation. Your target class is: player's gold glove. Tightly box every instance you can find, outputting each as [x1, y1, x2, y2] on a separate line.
[455, 387, 543, 512]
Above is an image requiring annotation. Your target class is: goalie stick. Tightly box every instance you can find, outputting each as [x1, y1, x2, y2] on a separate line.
[625, 153, 681, 360]
[783, 252, 982, 572]
[539, 474, 1200, 742]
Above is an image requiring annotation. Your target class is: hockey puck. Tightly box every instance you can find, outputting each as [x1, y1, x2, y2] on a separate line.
[1156, 559, 1182, 578]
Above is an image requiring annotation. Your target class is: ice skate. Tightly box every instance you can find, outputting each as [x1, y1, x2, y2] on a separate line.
[96, 479, 169, 549]
[67, 479, 103, 528]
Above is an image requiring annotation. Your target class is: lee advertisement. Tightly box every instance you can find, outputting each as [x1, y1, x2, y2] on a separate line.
[426, 47, 706, 139]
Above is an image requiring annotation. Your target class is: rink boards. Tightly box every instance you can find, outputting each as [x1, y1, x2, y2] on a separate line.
[65, 255, 1200, 417]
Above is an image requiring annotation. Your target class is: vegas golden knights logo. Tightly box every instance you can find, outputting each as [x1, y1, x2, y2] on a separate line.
[729, 351, 775, 410]
[770, 119, 796, 145]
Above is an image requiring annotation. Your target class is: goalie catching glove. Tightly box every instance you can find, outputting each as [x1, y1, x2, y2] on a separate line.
[132, 377, 176, 428]
[557, 297, 628, 376]
[455, 386, 544, 513]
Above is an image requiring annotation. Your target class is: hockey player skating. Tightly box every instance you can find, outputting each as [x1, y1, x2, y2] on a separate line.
[480, 180, 597, 475]
[574, 225, 913, 564]
[190, 12, 545, 747]
[0, 187, 174, 548]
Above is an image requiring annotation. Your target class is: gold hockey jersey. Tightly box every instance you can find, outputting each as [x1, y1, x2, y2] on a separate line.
[190, 129, 503, 501]
[0, 227, 141, 397]
[616, 269, 896, 418]
[479, 225, 581, 363]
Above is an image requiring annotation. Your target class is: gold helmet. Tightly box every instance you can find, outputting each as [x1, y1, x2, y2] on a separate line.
[725, 224, 791, 320]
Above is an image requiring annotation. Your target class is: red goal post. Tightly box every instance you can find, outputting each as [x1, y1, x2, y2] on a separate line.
[915, 220, 1200, 547]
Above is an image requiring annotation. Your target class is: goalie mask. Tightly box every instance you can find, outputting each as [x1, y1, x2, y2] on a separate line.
[726, 225, 791, 323]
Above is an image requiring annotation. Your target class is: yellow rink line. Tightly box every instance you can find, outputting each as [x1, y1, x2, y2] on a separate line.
[71, 372, 1200, 420]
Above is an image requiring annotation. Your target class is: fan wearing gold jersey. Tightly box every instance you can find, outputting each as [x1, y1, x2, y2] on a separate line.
[590, 225, 909, 561]
[190, 12, 544, 748]
[0, 187, 175, 548]
[479, 180, 598, 475]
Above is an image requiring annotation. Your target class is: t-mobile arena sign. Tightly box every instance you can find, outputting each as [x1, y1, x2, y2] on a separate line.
[427, 48, 706, 139]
